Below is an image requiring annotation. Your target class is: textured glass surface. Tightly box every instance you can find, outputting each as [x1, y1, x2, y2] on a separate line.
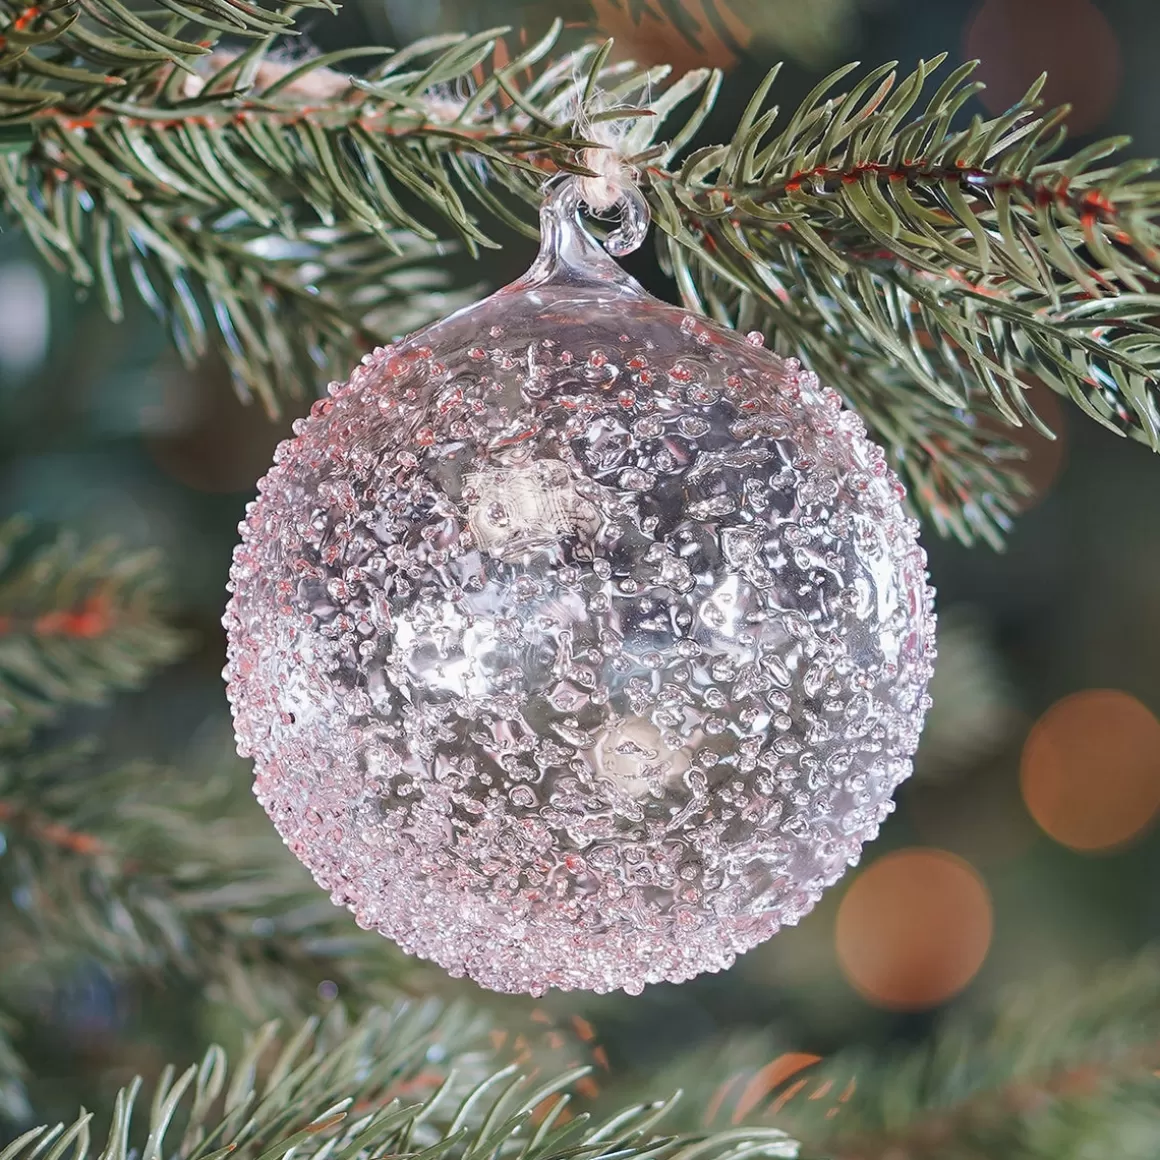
[224, 185, 936, 995]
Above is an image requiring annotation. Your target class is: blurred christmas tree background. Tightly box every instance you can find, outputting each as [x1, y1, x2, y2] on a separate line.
[3, 0, 1160, 1152]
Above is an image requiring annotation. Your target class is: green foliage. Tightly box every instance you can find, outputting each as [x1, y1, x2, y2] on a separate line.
[650, 56, 1160, 540]
[0, 744, 404, 1021]
[0, 0, 328, 123]
[607, 950, 1160, 1160]
[782, 949, 1160, 1159]
[0, 1002, 799, 1160]
[2, 4, 1160, 540]
[0, 9, 1157, 1152]
[0, 518, 185, 744]
[9, 949, 1160, 1160]
[0, 7, 583, 411]
[0, 736, 412, 1125]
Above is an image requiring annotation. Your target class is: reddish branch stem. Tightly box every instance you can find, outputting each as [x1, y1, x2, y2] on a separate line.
[0, 800, 108, 856]
[648, 158, 1140, 255]
[0, 594, 113, 638]
[24, 99, 1139, 253]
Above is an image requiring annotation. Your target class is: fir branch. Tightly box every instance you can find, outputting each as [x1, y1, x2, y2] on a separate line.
[107, 211, 474, 414]
[0, 0, 333, 110]
[0, 744, 407, 1021]
[0, 1004, 799, 1160]
[0, 519, 185, 744]
[644, 56, 1160, 454]
[0, 20, 594, 411]
[14, 950, 1159, 1160]
[774, 950, 1160, 1160]
[3, 14, 1160, 537]
[606, 951, 1160, 1160]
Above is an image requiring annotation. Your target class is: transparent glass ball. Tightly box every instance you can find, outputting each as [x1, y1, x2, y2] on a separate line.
[224, 182, 936, 996]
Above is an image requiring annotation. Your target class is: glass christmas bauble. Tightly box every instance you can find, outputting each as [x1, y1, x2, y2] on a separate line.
[224, 180, 936, 996]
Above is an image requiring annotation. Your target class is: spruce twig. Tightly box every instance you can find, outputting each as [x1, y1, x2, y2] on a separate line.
[0, 1003, 799, 1160]
[0, 518, 186, 744]
[0, 745, 408, 1020]
[0, 1015, 28, 1124]
[3, 9, 1160, 540]
[9, 952, 1160, 1160]
[661, 950, 1160, 1160]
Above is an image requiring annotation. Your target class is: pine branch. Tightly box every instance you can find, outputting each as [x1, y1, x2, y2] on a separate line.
[0, 18, 588, 411]
[0, 519, 185, 744]
[0, 1003, 799, 1160]
[0, 0, 332, 113]
[748, 950, 1160, 1160]
[101, 210, 475, 414]
[649, 56, 1160, 440]
[815, 959, 1160, 1159]
[596, 950, 1160, 1160]
[0, 743, 408, 1022]
[2, 12, 1160, 538]
[7, 946, 1160, 1160]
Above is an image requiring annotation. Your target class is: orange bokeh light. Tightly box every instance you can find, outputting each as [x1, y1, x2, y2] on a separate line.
[965, 0, 1121, 136]
[1020, 690, 1160, 852]
[836, 849, 993, 1011]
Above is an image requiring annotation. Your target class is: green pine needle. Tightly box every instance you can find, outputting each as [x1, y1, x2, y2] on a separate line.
[609, 949, 1160, 1160]
[781, 949, 1160, 1159]
[0, 1017, 28, 1124]
[0, 518, 186, 744]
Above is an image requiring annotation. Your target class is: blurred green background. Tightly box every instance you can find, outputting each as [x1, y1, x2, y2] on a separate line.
[4, 0, 1160, 1124]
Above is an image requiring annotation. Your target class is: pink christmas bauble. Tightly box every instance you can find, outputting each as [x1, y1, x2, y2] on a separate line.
[224, 182, 935, 995]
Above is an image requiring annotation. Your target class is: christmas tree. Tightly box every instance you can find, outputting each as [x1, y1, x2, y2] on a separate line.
[3, 0, 1160, 1156]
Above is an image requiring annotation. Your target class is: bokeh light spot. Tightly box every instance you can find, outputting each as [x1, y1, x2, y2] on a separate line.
[1020, 689, 1160, 852]
[0, 261, 49, 375]
[836, 849, 993, 1010]
[965, 0, 1121, 136]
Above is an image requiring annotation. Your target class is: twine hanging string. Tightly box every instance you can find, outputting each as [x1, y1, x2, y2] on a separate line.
[574, 107, 638, 213]
[568, 86, 654, 256]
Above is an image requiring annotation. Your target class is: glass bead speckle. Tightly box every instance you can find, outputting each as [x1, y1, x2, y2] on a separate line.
[224, 181, 936, 996]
